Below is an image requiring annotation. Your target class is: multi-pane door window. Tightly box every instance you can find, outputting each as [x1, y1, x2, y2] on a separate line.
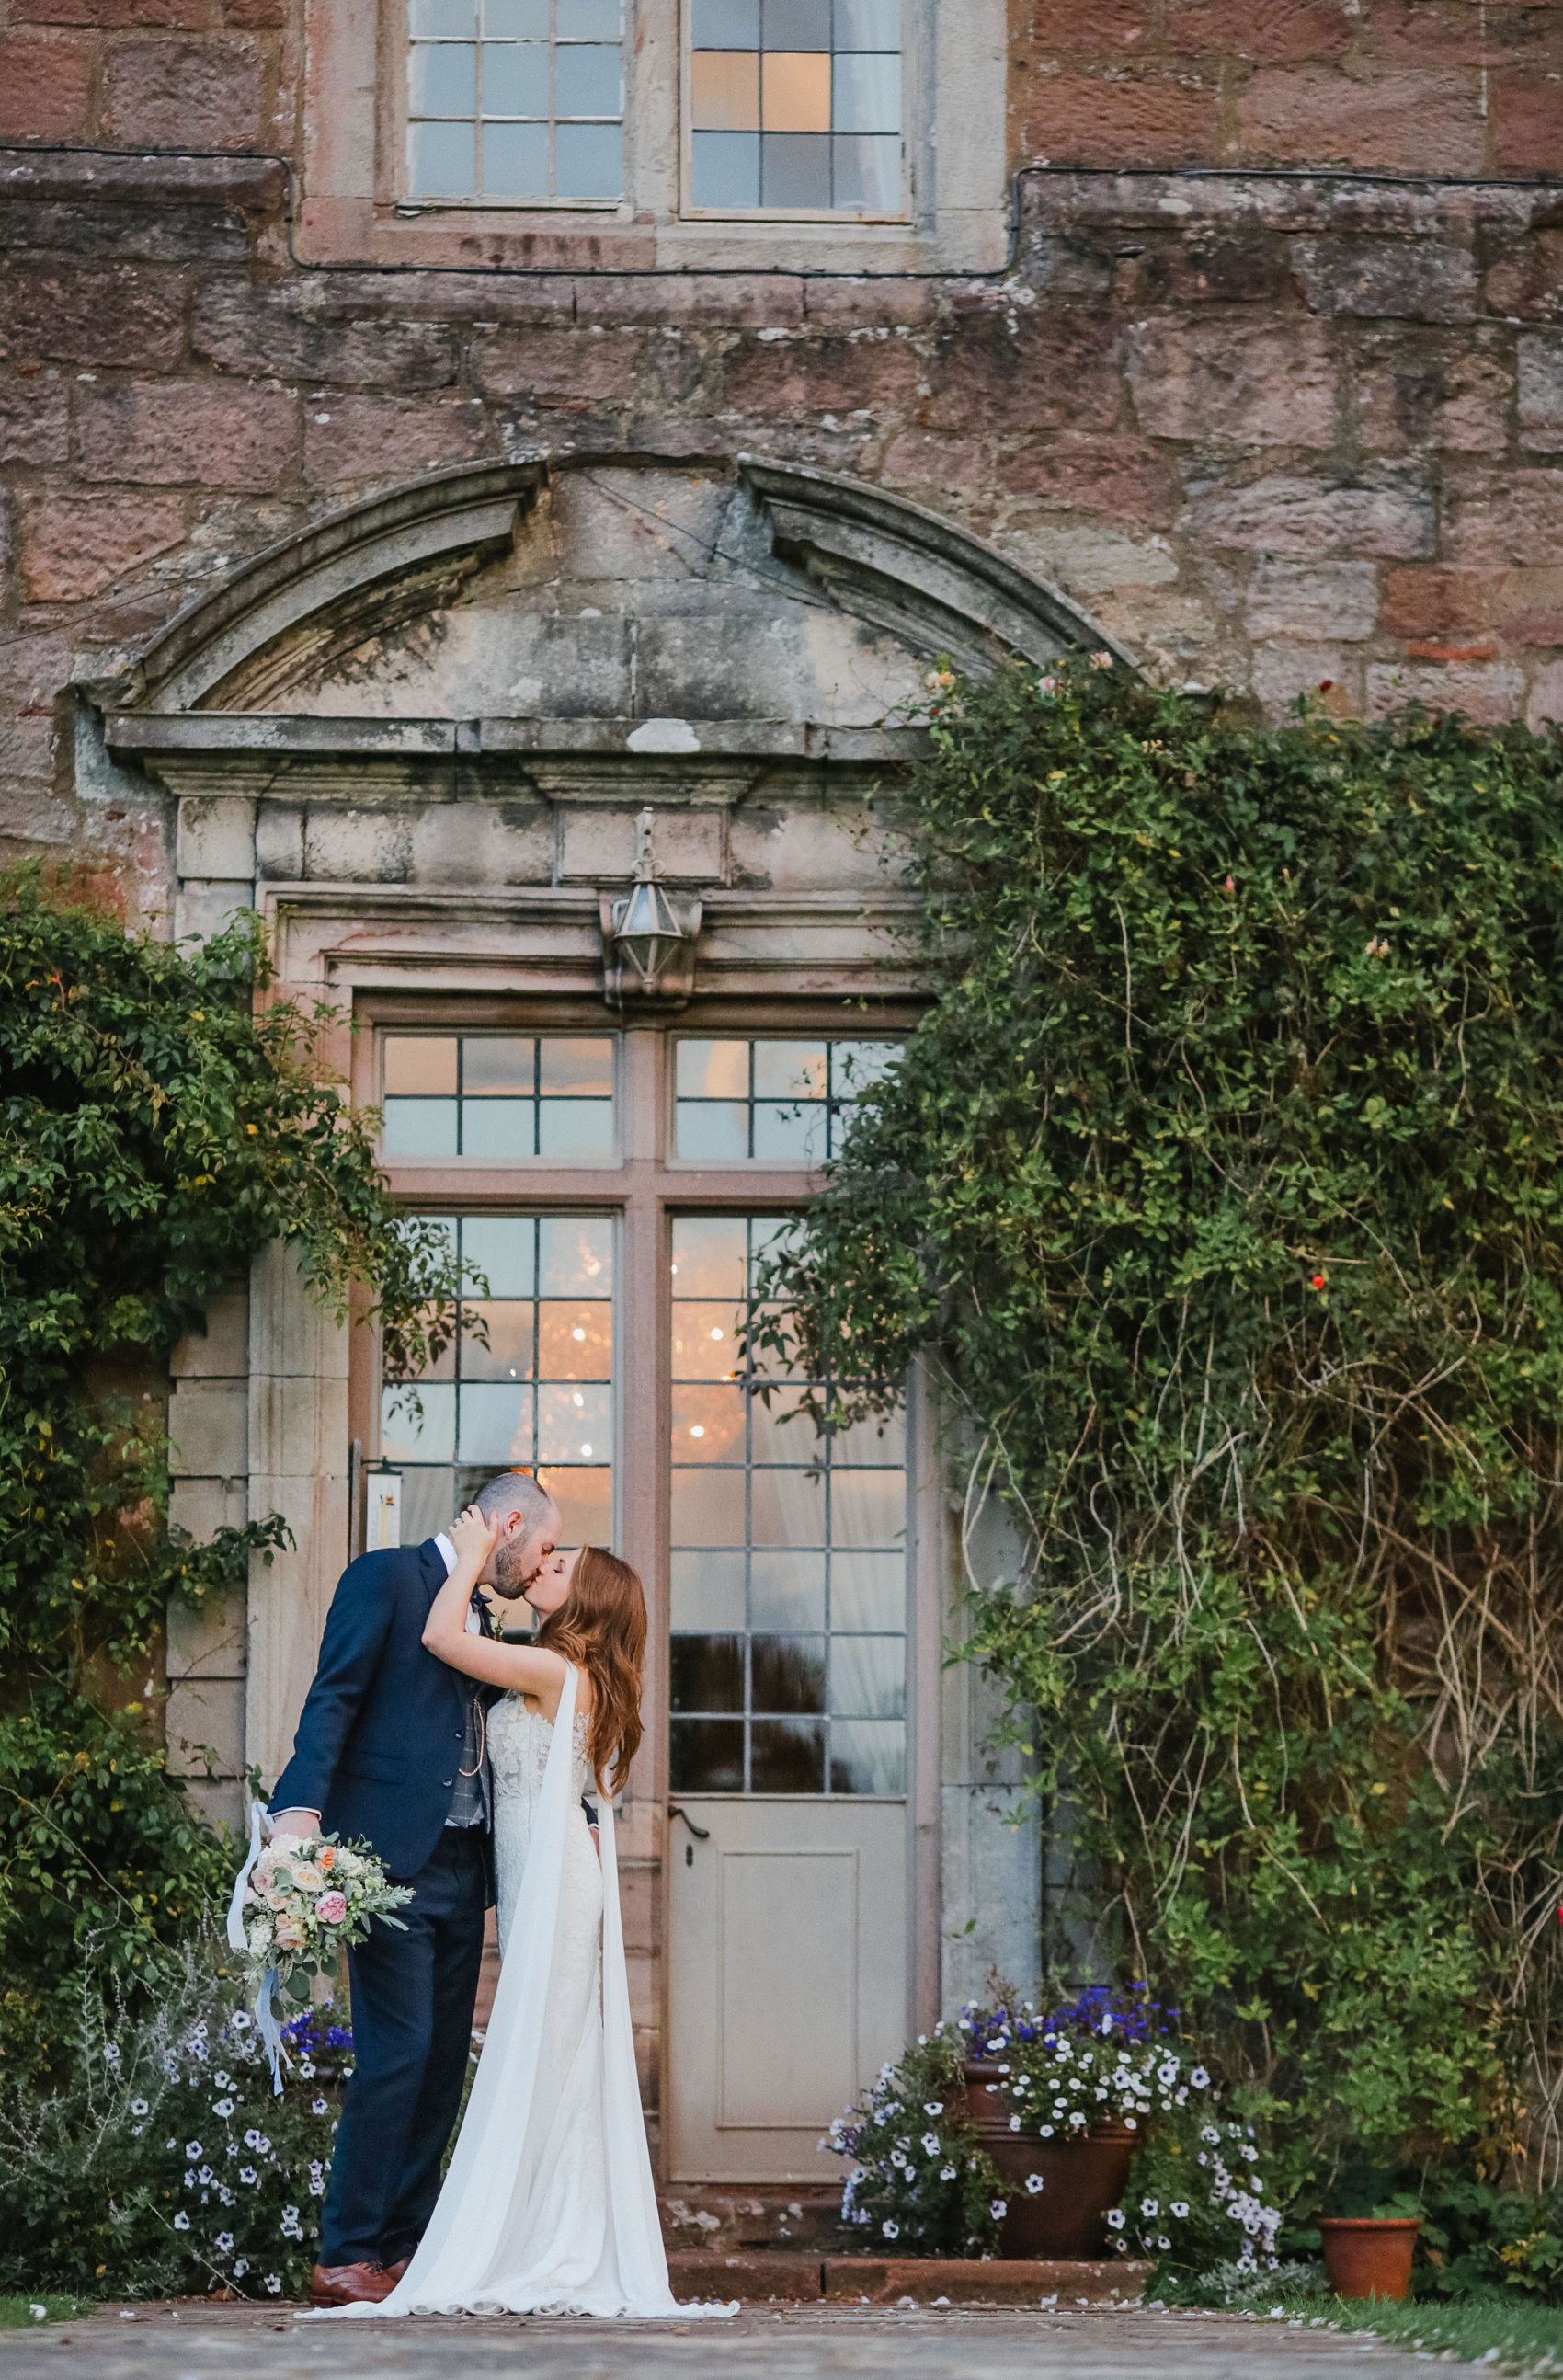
[689, 0, 902, 214]
[407, 0, 624, 202]
[674, 1037, 898, 1164]
[382, 1213, 613, 1547]
[669, 1215, 906, 1795]
[382, 1035, 615, 1161]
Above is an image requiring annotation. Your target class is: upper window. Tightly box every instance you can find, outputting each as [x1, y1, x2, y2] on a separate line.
[687, 0, 903, 216]
[674, 1036, 898, 1163]
[382, 1034, 616, 1161]
[406, 0, 624, 205]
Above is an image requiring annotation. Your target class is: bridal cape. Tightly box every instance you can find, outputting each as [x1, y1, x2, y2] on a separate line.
[313, 1665, 733, 2320]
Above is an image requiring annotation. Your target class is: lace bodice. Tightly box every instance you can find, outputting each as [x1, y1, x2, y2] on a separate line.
[486, 1693, 596, 1956]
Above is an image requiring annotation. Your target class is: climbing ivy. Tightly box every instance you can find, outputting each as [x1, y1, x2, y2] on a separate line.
[758, 659, 1563, 2203]
[0, 867, 460, 2071]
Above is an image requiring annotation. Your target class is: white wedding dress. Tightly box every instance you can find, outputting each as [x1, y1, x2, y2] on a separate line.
[320, 1665, 730, 2320]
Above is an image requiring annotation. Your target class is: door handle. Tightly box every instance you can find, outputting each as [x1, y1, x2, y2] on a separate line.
[667, 1802, 711, 1840]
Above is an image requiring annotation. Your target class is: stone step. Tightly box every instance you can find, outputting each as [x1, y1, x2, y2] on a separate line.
[665, 2251, 1151, 2306]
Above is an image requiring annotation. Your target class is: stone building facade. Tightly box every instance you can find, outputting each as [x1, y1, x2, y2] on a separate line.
[2, 0, 1560, 2187]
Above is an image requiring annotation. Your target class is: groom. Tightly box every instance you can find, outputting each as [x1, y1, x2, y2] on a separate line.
[268, 1467, 559, 2306]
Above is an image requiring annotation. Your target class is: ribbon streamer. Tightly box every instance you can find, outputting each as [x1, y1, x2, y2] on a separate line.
[254, 1965, 289, 2098]
[225, 1800, 291, 2096]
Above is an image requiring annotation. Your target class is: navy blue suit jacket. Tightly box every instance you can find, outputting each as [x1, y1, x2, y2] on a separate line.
[270, 1539, 494, 1892]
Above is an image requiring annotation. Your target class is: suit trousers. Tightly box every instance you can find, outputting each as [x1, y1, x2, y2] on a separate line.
[321, 1825, 489, 2267]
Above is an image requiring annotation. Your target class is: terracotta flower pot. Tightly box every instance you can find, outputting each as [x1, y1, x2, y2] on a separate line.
[1318, 2216, 1421, 2301]
[960, 2058, 1136, 2259]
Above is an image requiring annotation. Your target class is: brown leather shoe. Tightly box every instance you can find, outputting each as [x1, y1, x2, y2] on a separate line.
[309, 2262, 399, 2307]
[380, 2258, 411, 2287]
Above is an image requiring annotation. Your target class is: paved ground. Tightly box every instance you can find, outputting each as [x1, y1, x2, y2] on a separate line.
[0, 2302, 1452, 2380]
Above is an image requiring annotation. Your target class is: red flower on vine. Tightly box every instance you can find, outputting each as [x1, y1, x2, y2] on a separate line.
[1311, 1274, 1326, 1290]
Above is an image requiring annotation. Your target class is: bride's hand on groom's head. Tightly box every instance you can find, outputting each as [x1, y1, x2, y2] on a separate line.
[449, 1504, 501, 1565]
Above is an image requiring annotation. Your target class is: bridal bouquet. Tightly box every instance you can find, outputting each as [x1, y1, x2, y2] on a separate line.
[234, 1827, 412, 2005]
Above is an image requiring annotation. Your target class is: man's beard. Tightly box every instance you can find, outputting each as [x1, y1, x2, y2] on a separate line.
[488, 1533, 534, 1601]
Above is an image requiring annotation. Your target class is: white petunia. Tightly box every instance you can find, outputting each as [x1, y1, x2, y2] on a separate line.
[240, 2168, 257, 2185]
[1191, 2067, 1210, 2089]
[1106, 2209, 1125, 2231]
[212, 2098, 234, 2118]
[215, 2234, 234, 2253]
[989, 2200, 1008, 2220]
[1171, 2202, 1190, 2219]
[312, 2098, 328, 2115]
[1025, 2175, 1044, 2196]
[265, 2276, 282, 2296]
[1140, 2199, 1159, 2217]
[185, 2141, 202, 2158]
[883, 2221, 899, 2239]
[1009, 2115, 1022, 2132]
[923, 2101, 943, 2116]
[922, 2133, 941, 2157]
[131, 2099, 148, 2116]
[173, 2213, 190, 2231]
[940, 2167, 957, 2181]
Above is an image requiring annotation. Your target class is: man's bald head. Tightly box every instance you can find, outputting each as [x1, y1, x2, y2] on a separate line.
[470, 1470, 559, 1598]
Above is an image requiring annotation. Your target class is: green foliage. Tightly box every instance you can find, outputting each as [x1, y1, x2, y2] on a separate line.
[828, 2025, 1003, 2255]
[1417, 2175, 1563, 2302]
[0, 866, 462, 2067]
[759, 658, 1563, 2201]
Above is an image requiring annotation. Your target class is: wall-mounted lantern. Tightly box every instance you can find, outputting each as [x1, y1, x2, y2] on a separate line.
[601, 807, 702, 1011]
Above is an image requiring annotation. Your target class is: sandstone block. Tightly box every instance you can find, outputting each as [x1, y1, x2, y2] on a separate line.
[722, 331, 922, 420]
[14, 0, 214, 19]
[1519, 334, 1563, 453]
[303, 393, 490, 485]
[1354, 326, 1511, 456]
[174, 879, 256, 947]
[193, 276, 461, 392]
[1291, 237, 1478, 324]
[169, 1476, 249, 1543]
[576, 274, 804, 327]
[0, 260, 187, 369]
[1166, 0, 1351, 61]
[1487, 231, 1563, 325]
[1443, 469, 1563, 566]
[166, 1589, 245, 1681]
[171, 1287, 249, 1379]
[1379, 566, 1497, 640]
[1247, 559, 1378, 643]
[302, 804, 413, 881]
[1525, 658, 1563, 731]
[1032, 0, 1152, 60]
[803, 279, 942, 327]
[169, 1379, 248, 1477]
[1126, 315, 1338, 445]
[175, 793, 257, 880]
[0, 33, 93, 141]
[821, 2256, 1148, 2306]
[923, 312, 1122, 434]
[225, 0, 285, 21]
[407, 797, 553, 887]
[0, 379, 68, 464]
[1491, 71, 1563, 173]
[102, 36, 264, 150]
[1117, 236, 1295, 310]
[165, 1676, 245, 1778]
[79, 381, 296, 489]
[559, 805, 722, 884]
[1017, 70, 1220, 167]
[1181, 463, 1434, 557]
[254, 801, 303, 879]
[20, 490, 187, 600]
[1005, 433, 1178, 525]
[1006, 519, 1178, 594]
[0, 628, 71, 710]
[879, 429, 987, 489]
[1250, 642, 1361, 716]
[1367, 658, 1526, 722]
[473, 325, 644, 403]
[1236, 66, 1484, 172]
[0, 718, 56, 784]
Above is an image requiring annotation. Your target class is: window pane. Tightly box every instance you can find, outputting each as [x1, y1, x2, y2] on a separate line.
[670, 1301, 744, 1380]
[538, 1300, 613, 1378]
[459, 1299, 536, 1380]
[462, 1216, 534, 1298]
[761, 50, 830, 128]
[397, 1305, 456, 1381]
[540, 1216, 613, 1295]
[484, 0, 547, 31]
[691, 49, 759, 130]
[671, 1215, 747, 1299]
[410, 40, 476, 110]
[485, 118, 549, 192]
[412, 0, 476, 32]
[750, 1550, 825, 1630]
[671, 1633, 744, 1713]
[540, 1036, 614, 1095]
[483, 40, 550, 112]
[836, 0, 899, 42]
[557, 0, 620, 31]
[676, 1100, 749, 1161]
[752, 1633, 825, 1712]
[671, 1718, 744, 1791]
[828, 1718, 905, 1794]
[692, 0, 758, 39]
[677, 1038, 749, 1098]
[671, 1467, 747, 1545]
[833, 1040, 901, 1094]
[409, 118, 477, 192]
[555, 40, 620, 113]
[462, 1035, 534, 1094]
[830, 1468, 905, 1548]
[385, 1036, 458, 1095]
[671, 1548, 746, 1631]
[753, 1040, 829, 1099]
[831, 1550, 905, 1631]
[555, 121, 622, 194]
[752, 1101, 825, 1164]
[762, 0, 829, 46]
[461, 1099, 535, 1159]
[538, 1381, 611, 1464]
[750, 1467, 827, 1546]
[672, 1382, 746, 1462]
[541, 1464, 611, 1543]
[400, 1464, 457, 1544]
[832, 132, 900, 211]
[751, 1717, 824, 1791]
[459, 1381, 534, 1463]
[749, 1388, 819, 1464]
[382, 1380, 456, 1463]
[832, 50, 899, 132]
[383, 1098, 458, 1158]
[538, 1098, 614, 1157]
[762, 131, 830, 207]
[829, 1634, 905, 1717]
[827, 1405, 906, 1465]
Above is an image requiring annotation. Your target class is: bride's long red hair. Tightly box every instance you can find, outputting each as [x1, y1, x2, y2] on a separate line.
[535, 1547, 645, 1792]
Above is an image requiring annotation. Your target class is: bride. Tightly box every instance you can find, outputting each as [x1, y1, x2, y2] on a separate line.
[325, 1507, 728, 2320]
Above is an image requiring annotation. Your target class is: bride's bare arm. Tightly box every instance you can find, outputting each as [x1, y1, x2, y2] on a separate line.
[422, 1506, 575, 1713]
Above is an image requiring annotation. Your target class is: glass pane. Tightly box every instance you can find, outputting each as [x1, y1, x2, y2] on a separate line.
[671, 1718, 744, 1792]
[459, 1299, 535, 1380]
[832, 49, 898, 131]
[750, 1551, 825, 1630]
[462, 1035, 534, 1094]
[751, 1717, 824, 1791]
[750, 1467, 827, 1546]
[763, 0, 829, 45]
[481, 41, 550, 113]
[749, 1387, 819, 1464]
[557, 0, 620, 30]
[540, 1036, 614, 1096]
[692, 0, 758, 39]
[836, 0, 899, 41]
[462, 1215, 534, 1298]
[458, 1381, 533, 1463]
[753, 1040, 828, 1100]
[538, 1099, 614, 1158]
[409, 118, 477, 192]
[672, 1382, 746, 1462]
[485, 118, 549, 191]
[833, 1040, 901, 1094]
[555, 40, 620, 112]
[397, 1304, 456, 1381]
[761, 50, 829, 129]
[752, 1634, 825, 1712]
[831, 1550, 905, 1631]
[830, 1468, 905, 1547]
[829, 1634, 904, 1717]
[383, 1098, 458, 1158]
[382, 1380, 456, 1464]
[761, 130, 830, 206]
[752, 1101, 825, 1164]
[541, 1464, 611, 1544]
[832, 132, 900, 211]
[484, 0, 547, 31]
[671, 1549, 746, 1631]
[540, 1215, 613, 1296]
[412, 0, 476, 32]
[829, 1718, 905, 1794]
[461, 1099, 535, 1159]
[676, 1100, 749, 1161]
[670, 1633, 744, 1713]
[410, 40, 476, 109]
[538, 1301, 613, 1378]
[670, 1467, 747, 1545]
[538, 1381, 611, 1464]
[555, 121, 622, 195]
[671, 1216, 747, 1299]
[691, 49, 759, 130]
[384, 1036, 458, 1095]
[400, 1464, 456, 1545]
[827, 1405, 906, 1464]
[671, 1300, 745, 1380]
[676, 1038, 749, 1098]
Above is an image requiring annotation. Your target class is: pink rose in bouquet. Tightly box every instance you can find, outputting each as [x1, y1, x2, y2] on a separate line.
[314, 1890, 348, 1925]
